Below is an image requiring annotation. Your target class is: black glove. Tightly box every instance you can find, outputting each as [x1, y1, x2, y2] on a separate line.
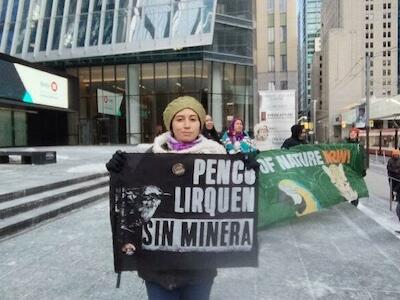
[106, 150, 127, 173]
[243, 153, 260, 171]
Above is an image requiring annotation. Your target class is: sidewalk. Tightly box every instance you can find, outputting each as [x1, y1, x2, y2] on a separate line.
[0, 145, 150, 195]
[1, 147, 400, 299]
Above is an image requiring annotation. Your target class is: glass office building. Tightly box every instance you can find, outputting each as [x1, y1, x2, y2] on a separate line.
[297, 0, 321, 117]
[0, 0, 255, 146]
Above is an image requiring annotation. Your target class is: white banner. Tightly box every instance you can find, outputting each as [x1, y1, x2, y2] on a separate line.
[259, 90, 296, 149]
[14, 63, 69, 109]
[97, 88, 123, 116]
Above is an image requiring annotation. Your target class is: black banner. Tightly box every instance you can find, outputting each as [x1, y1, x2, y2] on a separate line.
[110, 153, 258, 272]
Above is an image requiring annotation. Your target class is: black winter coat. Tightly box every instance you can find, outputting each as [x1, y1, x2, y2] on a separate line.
[202, 127, 221, 144]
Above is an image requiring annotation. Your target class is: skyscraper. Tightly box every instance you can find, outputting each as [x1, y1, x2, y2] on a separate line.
[297, 0, 321, 119]
[256, 0, 298, 92]
[0, 0, 256, 146]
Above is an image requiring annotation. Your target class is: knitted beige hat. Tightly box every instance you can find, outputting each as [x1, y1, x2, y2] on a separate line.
[163, 96, 206, 130]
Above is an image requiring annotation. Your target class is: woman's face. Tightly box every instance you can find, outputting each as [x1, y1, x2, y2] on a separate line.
[234, 119, 243, 134]
[257, 127, 268, 141]
[205, 115, 214, 130]
[171, 108, 201, 143]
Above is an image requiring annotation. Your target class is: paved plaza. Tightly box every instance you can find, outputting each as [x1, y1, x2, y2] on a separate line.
[0, 147, 400, 299]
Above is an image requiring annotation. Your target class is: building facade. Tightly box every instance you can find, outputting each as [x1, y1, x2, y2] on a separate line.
[319, 0, 398, 142]
[0, 0, 256, 146]
[297, 0, 321, 120]
[256, 0, 298, 93]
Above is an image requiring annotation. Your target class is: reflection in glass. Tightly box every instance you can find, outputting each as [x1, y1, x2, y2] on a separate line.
[90, 12, 101, 46]
[217, 0, 252, 20]
[210, 23, 252, 57]
[181, 61, 195, 94]
[63, 0, 78, 48]
[14, 111, 27, 146]
[52, 2, 65, 50]
[28, 0, 42, 53]
[103, 10, 114, 44]
[168, 62, 181, 96]
[40, 1, 53, 51]
[116, 6, 128, 43]
[141, 63, 154, 92]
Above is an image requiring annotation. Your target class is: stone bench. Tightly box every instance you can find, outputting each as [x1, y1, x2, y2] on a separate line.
[0, 151, 57, 165]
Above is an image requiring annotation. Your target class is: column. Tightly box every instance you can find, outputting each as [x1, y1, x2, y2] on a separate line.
[127, 64, 141, 144]
[212, 63, 223, 132]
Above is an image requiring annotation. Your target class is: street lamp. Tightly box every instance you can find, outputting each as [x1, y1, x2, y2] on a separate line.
[365, 54, 370, 169]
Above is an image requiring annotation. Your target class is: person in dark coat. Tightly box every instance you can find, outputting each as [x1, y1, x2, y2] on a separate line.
[106, 96, 226, 300]
[281, 124, 307, 149]
[201, 114, 221, 143]
[387, 149, 400, 231]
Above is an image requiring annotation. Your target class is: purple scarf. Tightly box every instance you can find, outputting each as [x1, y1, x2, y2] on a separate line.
[167, 133, 201, 151]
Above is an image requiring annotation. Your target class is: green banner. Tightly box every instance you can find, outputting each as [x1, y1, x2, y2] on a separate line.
[257, 143, 368, 228]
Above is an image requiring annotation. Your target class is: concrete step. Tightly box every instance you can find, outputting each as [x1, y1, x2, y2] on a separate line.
[0, 186, 109, 238]
[0, 176, 109, 219]
[0, 172, 109, 203]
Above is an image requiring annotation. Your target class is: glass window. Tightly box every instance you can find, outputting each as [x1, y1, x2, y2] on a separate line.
[281, 55, 287, 71]
[77, 2, 90, 47]
[28, 0, 42, 52]
[141, 63, 155, 93]
[102, 65, 116, 93]
[280, 80, 288, 90]
[52, 1, 65, 50]
[14, 111, 27, 146]
[181, 61, 195, 94]
[268, 27, 274, 42]
[116, 0, 129, 43]
[5, 1, 19, 53]
[90, 0, 102, 46]
[209, 23, 252, 57]
[40, 1, 54, 51]
[0, 1, 8, 43]
[279, 0, 287, 12]
[15, 0, 30, 54]
[154, 62, 168, 95]
[0, 110, 12, 147]
[280, 13, 286, 26]
[280, 26, 287, 42]
[280, 43, 287, 54]
[63, 0, 78, 48]
[267, 0, 274, 13]
[267, 14, 274, 27]
[235, 65, 246, 97]
[216, 0, 252, 19]
[268, 56, 275, 71]
[103, 0, 115, 44]
[268, 43, 274, 55]
[168, 62, 181, 95]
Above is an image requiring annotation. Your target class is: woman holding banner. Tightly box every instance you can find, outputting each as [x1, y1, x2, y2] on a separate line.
[221, 117, 257, 154]
[107, 96, 226, 300]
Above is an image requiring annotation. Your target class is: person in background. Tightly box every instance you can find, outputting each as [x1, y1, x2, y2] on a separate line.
[253, 122, 269, 151]
[281, 124, 307, 149]
[345, 125, 360, 143]
[221, 117, 257, 154]
[106, 96, 226, 300]
[202, 115, 221, 143]
[387, 149, 400, 233]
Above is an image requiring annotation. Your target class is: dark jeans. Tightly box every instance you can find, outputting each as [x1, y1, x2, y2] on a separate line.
[145, 280, 213, 300]
[396, 199, 400, 222]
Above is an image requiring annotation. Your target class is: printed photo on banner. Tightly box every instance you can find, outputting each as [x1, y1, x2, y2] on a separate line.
[109, 153, 258, 273]
[355, 104, 366, 128]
